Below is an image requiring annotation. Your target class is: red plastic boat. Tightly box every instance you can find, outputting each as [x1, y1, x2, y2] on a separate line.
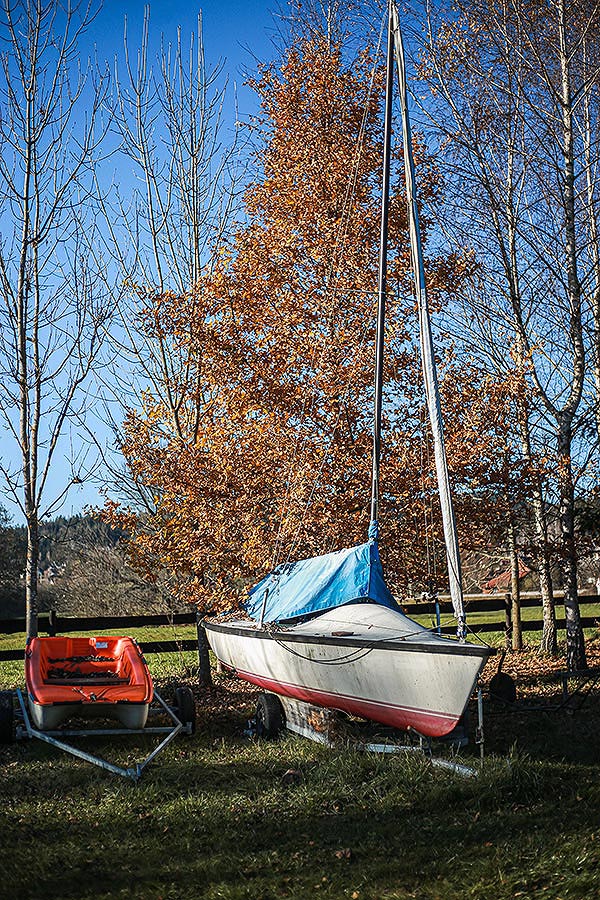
[25, 636, 153, 730]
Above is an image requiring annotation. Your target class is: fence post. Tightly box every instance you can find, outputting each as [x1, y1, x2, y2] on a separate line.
[196, 611, 212, 687]
[48, 609, 57, 637]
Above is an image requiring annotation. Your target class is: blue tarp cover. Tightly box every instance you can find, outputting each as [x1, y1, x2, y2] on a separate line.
[244, 540, 400, 623]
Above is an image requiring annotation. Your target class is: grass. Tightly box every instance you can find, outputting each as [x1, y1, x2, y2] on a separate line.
[412, 600, 600, 630]
[0, 624, 199, 654]
[2, 641, 600, 900]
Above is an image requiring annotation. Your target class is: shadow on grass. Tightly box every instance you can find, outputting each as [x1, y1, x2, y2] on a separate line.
[1, 735, 599, 900]
[2, 662, 600, 899]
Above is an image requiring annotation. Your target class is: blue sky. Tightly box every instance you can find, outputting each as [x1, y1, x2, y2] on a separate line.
[0, 2, 279, 526]
[0, 1, 387, 526]
[97, 0, 277, 122]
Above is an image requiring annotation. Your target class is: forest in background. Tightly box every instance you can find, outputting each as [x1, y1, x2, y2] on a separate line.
[0, 509, 182, 619]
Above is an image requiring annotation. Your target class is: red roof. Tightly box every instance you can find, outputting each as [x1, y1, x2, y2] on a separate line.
[482, 559, 531, 593]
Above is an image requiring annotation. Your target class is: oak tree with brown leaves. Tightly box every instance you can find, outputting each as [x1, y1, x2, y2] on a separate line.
[108, 3, 531, 623]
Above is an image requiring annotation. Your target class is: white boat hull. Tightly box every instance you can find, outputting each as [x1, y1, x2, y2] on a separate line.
[206, 604, 492, 738]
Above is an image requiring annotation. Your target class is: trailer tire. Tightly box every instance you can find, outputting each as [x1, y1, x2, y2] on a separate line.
[0, 691, 14, 744]
[256, 693, 283, 738]
[175, 686, 196, 734]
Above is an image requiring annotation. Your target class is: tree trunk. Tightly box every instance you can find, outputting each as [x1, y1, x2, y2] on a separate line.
[557, 0, 586, 673]
[531, 482, 556, 655]
[557, 416, 586, 671]
[25, 516, 39, 638]
[593, 293, 600, 446]
[508, 519, 522, 650]
[539, 553, 557, 655]
[196, 615, 213, 687]
[515, 391, 557, 653]
[504, 593, 512, 649]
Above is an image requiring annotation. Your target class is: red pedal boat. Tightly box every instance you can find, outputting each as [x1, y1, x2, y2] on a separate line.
[25, 636, 153, 731]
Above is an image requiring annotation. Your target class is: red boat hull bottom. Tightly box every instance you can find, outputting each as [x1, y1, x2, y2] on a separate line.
[222, 664, 460, 737]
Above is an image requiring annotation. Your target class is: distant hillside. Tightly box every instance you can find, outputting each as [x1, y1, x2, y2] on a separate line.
[0, 512, 187, 618]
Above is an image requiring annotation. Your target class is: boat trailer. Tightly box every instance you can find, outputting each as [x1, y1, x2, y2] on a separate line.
[0, 685, 196, 782]
[249, 689, 485, 778]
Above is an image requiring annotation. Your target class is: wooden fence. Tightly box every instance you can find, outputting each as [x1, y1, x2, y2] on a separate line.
[0, 593, 598, 663]
[0, 611, 200, 662]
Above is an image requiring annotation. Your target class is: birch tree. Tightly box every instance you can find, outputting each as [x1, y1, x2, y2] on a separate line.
[419, 0, 600, 669]
[0, 0, 112, 636]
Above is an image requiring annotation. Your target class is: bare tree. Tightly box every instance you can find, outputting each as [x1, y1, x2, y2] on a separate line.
[111, 9, 237, 293]
[91, 7, 240, 459]
[0, 0, 113, 636]
[416, 0, 600, 669]
[89, 5, 241, 553]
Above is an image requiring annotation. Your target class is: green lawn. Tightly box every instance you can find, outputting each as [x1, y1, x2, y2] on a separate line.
[412, 601, 600, 648]
[1, 645, 600, 900]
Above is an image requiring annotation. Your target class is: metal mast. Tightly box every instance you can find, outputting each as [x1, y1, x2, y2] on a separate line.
[369, 3, 395, 542]
[390, 1, 466, 636]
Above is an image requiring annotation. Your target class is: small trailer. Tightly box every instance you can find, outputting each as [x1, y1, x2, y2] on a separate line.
[252, 691, 485, 777]
[0, 635, 196, 782]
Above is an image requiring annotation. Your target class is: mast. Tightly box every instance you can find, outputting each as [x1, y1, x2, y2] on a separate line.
[390, 1, 466, 636]
[369, 3, 394, 542]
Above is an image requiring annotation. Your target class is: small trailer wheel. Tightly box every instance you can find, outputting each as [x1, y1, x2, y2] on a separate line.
[175, 686, 196, 734]
[256, 693, 284, 738]
[0, 691, 15, 744]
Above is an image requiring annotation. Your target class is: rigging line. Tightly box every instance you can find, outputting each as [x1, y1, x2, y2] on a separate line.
[382, 602, 492, 648]
[272, 286, 373, 565]
[271, 14, 387, 569]
[268, 633, 375, 665]
[417, 327, 438, 585]
[427, 407, 438, 580]
[270, 41, 382, 506]
[265, 606, 484, 646]
[322, 10, 388, 329]
[280, 49, 381, 561]
[283, 320, 370, 563]
[367, 619, 483, 643]
[273, 618, 481, 649]
[283, 617, 435, 642]
[271, 78, 383, 567]
[463, 624, 493, 648]
[420, 399, 432, 579]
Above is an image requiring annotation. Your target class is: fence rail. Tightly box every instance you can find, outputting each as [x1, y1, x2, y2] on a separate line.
[0, 611, 199, 662]
[0, 595, 598, 663]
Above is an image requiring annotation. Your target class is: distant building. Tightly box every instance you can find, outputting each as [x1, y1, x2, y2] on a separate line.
[39, 562, 65, 585]
[482, 558, 532, 594]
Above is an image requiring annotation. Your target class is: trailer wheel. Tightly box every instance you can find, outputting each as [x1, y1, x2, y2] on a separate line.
[175, 686, 196, 734]
[256, 693, 283, 738]
[0, 691, 14, 744]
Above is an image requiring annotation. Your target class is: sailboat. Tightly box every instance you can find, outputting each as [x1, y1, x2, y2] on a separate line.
[205, 1, 493, 739]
